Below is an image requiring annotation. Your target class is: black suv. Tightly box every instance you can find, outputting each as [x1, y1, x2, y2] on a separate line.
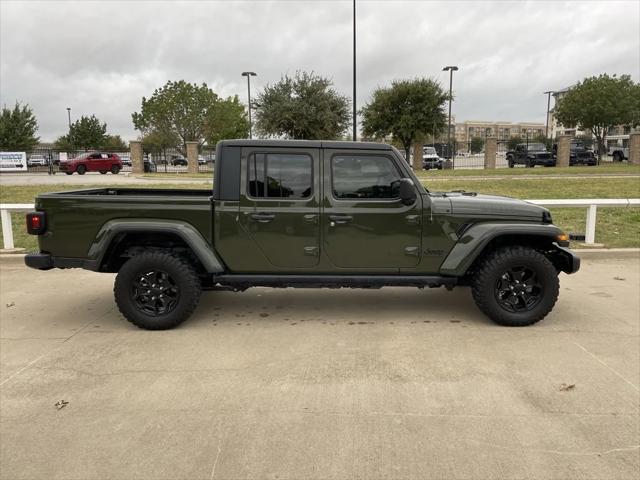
[506, 143, 555, 168]
[552, 141, 596, 166]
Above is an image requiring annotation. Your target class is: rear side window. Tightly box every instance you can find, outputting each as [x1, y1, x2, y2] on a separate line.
[248, 153, 312, 199]
[331, 154, 401, 199]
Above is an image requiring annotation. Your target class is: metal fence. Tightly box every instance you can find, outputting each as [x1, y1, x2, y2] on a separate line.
[13, 147, 216, 175]
[423, 138, 620, 171]
[6, 142, 625, 176]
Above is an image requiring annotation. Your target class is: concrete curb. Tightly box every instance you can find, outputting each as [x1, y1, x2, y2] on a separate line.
[2, 248, 639, 266]
[572, 248, 640, 260]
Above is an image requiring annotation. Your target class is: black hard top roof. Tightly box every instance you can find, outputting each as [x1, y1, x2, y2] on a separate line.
[219, 139, 393, 150]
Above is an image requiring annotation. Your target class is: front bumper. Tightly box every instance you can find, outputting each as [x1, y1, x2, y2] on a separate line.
[552, 245, 581, 274]
[533, 157, 556, 166]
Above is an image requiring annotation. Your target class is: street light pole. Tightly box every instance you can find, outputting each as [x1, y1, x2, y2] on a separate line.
[352, 0, 357, 141]
[66, 107, 71, 130]
[242, 72, 257, 139]
[442, 66, 458, 167]
[543, 90, 554, 139]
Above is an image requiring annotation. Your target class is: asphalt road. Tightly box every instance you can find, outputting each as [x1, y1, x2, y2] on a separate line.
[1, 255, 638, 479]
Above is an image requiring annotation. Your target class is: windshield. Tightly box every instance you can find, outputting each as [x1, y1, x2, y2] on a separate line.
[527, 143, 547, 151]
[424, 147, 437, 155]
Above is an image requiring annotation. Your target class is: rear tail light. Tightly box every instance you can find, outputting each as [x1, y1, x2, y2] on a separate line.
[26, 212, 46, 235]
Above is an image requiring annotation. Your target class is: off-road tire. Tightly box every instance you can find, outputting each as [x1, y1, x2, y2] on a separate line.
[507, 156, 514, 168]
[114, 252, 201, 330]
[65, 172, 73, 175]
[76, 164, 86, 175]
[111, 165, 120, 174]
[471, 246, 559, 327]
[99, 170, 107, 174]
[613, 152, 622, 162]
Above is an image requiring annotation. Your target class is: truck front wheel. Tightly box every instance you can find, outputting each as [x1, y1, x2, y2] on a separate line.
[471, 246, 559, 326]
[114, 252, 202, 330]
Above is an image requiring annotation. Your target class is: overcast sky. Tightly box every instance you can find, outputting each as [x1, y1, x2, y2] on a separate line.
[1, 0, 638, 142]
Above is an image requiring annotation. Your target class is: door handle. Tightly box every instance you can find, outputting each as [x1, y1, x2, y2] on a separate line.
[250, 213, 275, 223]
[329, 215, 353, 225]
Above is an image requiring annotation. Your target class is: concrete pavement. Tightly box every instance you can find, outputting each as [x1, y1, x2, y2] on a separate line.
[1, 256, 638, 479]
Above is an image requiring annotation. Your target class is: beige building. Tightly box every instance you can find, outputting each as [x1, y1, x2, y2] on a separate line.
[453, 120, 545, 150]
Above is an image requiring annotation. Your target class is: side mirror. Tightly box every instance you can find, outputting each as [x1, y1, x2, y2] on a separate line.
[398, 178, 417, 206]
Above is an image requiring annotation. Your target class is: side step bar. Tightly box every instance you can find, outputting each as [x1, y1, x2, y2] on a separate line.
[211, 274, 457, 290]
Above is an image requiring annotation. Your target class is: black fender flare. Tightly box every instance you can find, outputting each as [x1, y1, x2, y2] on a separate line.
[87, 219, 225, 273]
[439, 223, 564, 276]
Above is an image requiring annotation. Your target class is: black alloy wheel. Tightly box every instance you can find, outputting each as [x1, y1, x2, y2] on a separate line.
[494, 266, 542, 313]
[131, 269, 180, 316]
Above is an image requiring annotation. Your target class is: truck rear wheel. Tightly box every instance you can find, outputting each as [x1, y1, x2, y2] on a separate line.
[114, 252, 201, 330]
[471, 246, 559, 326]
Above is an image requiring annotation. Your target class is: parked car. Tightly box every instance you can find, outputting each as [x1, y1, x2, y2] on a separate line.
[27, 154, 49, 167]
[120, 154, 132, 166]
[422, 147, 443, 170]
[170, 155, 188, 166]
[609, 147, 629, 162]
[25, 139, 579, 330]
[552, 141, 596, 166]
[59, 152, 123, 175]
[506, 143, 555, 168]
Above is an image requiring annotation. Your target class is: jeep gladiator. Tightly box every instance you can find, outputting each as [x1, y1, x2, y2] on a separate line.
[25, 140, 579, 329]
[506, 143, 555, 168]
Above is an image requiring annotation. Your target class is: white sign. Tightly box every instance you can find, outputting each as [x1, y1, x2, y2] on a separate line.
[0, 152, 27, 172]
[59, 152, 68, 162]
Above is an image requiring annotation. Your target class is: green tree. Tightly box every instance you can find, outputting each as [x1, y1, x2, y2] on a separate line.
[103, 134, 127, 150]
[133, 80, 240, 152]
[470, 136, 484, 154]
[55, 115, 107, 149]
[361, 78, 448, 160]
[0, 102, 40, 151]
[205, 95, 249, 146]
[142, 129, 180, 163]
[553, 74, 639, 160]
[254, 71, 351, 140]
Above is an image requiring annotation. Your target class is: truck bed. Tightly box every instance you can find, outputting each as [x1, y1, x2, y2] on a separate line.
[35, 188, 213, 259]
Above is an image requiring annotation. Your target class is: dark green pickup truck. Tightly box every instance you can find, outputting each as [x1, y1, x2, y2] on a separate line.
[25, 140, 579, 329]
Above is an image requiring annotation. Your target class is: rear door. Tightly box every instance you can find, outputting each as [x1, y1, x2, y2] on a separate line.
[238, 147, 320, 268]
[322, 149, 422, 270]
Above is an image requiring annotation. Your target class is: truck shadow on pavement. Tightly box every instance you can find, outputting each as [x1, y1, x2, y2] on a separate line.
[182, 286, 494, 329]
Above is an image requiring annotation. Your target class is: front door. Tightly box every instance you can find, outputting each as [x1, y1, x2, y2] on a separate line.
[322, 149, 422, 270]
[239, 147, 320, 268]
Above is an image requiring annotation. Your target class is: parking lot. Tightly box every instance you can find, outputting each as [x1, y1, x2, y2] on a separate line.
[1, 254, 638, 479]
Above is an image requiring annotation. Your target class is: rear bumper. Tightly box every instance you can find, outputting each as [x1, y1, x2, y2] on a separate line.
[24, 252, 53, 270]
[24, 253, 99, 271]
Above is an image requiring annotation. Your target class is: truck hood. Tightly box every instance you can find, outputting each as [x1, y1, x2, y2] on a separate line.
[437, 191, 548, 220]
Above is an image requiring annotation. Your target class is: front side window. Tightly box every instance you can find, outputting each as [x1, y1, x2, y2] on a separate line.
[248, 153, 312, 199]
[331, 155, 401, 200]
